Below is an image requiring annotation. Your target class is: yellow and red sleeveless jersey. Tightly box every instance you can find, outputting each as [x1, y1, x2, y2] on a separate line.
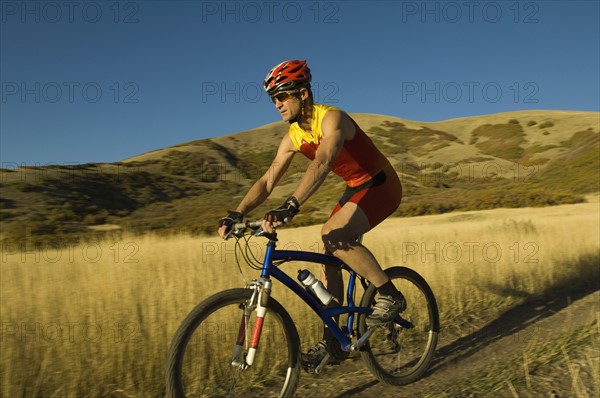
[288, 104, 392, 188]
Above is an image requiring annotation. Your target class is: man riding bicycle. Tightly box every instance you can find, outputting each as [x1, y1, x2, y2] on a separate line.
[218, 60, 405, 370]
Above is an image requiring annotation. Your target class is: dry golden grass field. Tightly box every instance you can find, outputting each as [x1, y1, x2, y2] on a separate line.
[1, 199, 599, 397]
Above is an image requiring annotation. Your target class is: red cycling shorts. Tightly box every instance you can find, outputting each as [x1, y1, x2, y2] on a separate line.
[329, 166, 402, 230]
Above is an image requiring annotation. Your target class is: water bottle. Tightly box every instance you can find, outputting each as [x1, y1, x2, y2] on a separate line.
[297, 269, 334, 305]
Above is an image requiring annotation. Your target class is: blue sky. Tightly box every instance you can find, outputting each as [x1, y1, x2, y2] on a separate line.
[1, 0, 599, 165]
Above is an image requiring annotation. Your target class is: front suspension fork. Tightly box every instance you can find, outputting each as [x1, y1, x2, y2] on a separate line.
[231, 278, 272, 369]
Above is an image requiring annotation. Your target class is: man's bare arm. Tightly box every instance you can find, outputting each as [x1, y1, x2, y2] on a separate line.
[235, 134, 296, 215]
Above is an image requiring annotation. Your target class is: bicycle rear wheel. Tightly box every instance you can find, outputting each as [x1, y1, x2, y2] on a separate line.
[358, 266, 439, 385]
[166, 288, 300, 397]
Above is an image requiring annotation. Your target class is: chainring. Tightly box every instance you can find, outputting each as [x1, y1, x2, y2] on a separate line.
[325, 330, 350, 361]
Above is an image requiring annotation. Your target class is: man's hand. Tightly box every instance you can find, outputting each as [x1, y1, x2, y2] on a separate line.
[218, 210, 243, 239]
[262, 196, 300, 233]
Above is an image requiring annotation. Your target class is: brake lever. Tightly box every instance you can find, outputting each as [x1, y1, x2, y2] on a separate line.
[223, 229, 236, 240]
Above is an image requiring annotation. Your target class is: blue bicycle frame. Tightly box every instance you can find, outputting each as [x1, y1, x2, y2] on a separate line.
[259, 240, 412, 352]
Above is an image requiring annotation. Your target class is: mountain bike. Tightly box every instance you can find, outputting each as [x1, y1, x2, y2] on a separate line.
[165, 221, 439, 397]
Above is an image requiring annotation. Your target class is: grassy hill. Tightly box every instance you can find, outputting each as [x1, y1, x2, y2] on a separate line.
[1, 110, 598, 245]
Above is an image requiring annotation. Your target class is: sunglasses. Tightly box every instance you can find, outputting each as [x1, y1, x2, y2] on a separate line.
[270, 91, 298, 103]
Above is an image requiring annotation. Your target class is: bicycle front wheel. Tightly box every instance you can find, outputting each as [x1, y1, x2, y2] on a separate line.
[166, 288, 300, 398]
[358, 266, 439, 385]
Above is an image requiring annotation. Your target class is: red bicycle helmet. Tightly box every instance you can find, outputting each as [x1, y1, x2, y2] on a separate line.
[263, 60, 311, 95]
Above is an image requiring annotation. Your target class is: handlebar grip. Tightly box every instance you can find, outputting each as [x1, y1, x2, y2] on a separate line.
[233, 222, 247, 230]
[233, 221, 263, 230]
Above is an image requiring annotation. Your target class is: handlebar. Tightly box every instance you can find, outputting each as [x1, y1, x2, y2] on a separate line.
[229, 220, 282, 240]
[233, 221, 263, 230]
[226, 220, 266, 239]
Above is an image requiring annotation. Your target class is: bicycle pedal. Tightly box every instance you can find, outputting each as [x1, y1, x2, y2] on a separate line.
[313, 353, 331, 374]
[301, 362, 329, 374]
[351, 327, 376, 351]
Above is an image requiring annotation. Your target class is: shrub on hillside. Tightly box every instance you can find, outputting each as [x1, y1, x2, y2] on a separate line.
[471, 123, 526, 161]
[539, 121, 554, 129]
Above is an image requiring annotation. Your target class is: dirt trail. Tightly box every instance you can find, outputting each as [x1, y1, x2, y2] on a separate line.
[294, 289, 599, 397]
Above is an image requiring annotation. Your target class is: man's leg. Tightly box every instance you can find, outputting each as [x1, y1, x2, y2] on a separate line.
[321, 258, 344, 305]
[321, 202, 389, 286]
[321, 202, 405, 326]
[300, 209, 361, 371]
[301, 252, 343, 367]
[302, 203, 402, 371]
